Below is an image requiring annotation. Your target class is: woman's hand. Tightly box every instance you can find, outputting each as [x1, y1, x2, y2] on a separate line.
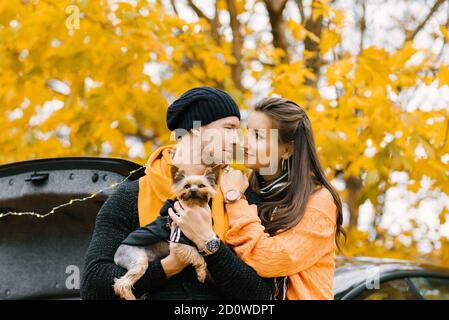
[168, 201, 216, 250]
[220, 167, 249, 195]
[160, 222, 190, 278]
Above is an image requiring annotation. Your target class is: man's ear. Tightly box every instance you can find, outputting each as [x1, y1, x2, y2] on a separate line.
[191, 127, 201, 137]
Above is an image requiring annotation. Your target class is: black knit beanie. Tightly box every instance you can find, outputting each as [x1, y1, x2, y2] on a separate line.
[166, 87, 241, 135]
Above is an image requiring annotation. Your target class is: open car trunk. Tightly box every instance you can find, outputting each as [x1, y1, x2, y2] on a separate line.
[0, 157, 145, 300]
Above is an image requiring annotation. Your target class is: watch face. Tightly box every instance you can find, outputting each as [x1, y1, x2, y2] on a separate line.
[226, 190, 239, 202]
[206, 238, 220, 252]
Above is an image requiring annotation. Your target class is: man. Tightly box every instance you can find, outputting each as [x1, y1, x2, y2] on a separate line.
[81, 87, 274, 299]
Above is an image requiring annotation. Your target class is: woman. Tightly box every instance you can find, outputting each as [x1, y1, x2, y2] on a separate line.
[169, 97, 346, 300]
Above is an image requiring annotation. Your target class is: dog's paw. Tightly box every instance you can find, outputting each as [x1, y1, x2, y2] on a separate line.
[196, 268, 207, 283]
[113, 277, 136, 300]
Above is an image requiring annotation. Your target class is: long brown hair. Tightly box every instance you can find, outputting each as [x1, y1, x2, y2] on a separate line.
[250, 97, 346, 251]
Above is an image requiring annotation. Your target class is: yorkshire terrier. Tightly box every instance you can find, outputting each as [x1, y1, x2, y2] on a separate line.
[112, 164, 219, 300]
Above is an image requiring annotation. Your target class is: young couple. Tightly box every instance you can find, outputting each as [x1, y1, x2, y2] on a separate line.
[81, 86, 345, 300]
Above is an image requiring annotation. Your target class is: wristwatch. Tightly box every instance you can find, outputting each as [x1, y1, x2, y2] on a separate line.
[224, 189, 242, 204]
[198, 235, 221, 256]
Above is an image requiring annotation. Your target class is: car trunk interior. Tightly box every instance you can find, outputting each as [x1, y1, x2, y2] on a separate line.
[0, 158, 144, 299]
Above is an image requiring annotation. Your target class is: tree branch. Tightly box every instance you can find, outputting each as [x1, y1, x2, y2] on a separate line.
[170, 0, 178, 15]
[186, 0, 210, 21]
[186, 0, 221, 45]
[294, 0, 306, 24]
[437, 1, 449, 60]
[406, 0, 445, 41]
[359, 0, 366, 55]
[210, 1, 222, 45]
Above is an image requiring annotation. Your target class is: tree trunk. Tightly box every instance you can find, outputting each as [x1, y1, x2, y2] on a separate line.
[303, 0, 323, 87]
[346, 175, 362, 230]
[264, 0, 290, 63]
[226, 0, 244, 89]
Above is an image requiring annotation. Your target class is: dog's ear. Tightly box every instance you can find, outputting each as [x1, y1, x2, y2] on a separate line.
[204, 165, 221, 187]
[170, 164, 185, 184]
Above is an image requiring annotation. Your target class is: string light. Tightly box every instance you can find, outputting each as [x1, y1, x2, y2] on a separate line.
[0, 165, 146, 219]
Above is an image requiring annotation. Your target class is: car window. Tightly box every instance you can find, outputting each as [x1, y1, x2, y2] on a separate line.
[355, 279, 419, 300]
[409, 277, 449, 300]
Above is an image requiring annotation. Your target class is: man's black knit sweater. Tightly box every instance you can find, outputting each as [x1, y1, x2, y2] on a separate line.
[80, 179, 274, 300]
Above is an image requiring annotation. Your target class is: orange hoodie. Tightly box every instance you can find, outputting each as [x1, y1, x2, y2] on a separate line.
[137, 145, 229, 239]
[224, 187, 338, 300]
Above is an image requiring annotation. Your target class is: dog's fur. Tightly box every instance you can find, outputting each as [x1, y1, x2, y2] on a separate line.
[113, 164, 219, 300]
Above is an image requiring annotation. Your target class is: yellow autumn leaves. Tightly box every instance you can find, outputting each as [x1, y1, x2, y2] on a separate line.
[0, 0, 448, 262]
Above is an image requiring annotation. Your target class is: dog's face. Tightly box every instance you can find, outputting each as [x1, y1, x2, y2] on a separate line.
[171, 165, 219, 207]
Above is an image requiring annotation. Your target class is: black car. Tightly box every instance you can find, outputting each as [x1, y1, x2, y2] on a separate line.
[0, 157, 145, 299]
[334, 256, 449, 299]
[1, 157, 449, 300]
